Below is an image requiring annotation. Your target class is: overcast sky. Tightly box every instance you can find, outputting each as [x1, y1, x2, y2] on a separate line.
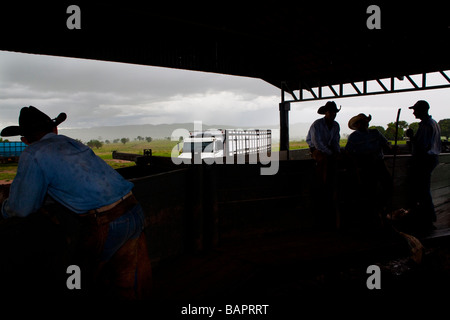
[1, 50, 449, 139]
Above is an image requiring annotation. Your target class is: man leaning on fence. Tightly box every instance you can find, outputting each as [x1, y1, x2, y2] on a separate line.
[0, 106, 152, 300]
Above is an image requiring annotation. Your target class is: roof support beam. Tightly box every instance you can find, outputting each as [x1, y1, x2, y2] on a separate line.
[302, 82, 317, 99]
[285, 71, 450, 103]
[350, 82, 361, 95]
[281, 81, 298, 101]
[440, 71, 450, 83]
[405, 75, 419, 89]
[376, 79, 389, 92]
[328, 85, 339, 97]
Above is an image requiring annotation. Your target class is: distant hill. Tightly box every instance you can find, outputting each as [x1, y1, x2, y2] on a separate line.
[59, 122, 312, 143]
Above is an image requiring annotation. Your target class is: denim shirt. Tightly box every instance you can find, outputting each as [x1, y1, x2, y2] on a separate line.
[306, 117, 341, 155]
[2, 133, 134, 218]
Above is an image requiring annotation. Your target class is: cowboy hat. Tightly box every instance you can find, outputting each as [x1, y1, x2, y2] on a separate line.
[317, 101, 341, 114]
[1, 106, 66, 137]
[348, 113, 372, 130]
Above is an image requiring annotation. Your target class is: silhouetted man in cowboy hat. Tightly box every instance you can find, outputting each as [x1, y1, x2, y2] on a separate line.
[306, 101, 341, 184]
[1, 106, 152, 299]
[345, 113, 392, 167]
[405, 100, 441, 233]
[345, 113, 393, 228]
[306, 101, 341, 228]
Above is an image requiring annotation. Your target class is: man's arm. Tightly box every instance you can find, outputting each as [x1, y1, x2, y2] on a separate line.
[331, 123, 341, 154]
[310, 122, 333, 155]
[1, 153, 48, 218]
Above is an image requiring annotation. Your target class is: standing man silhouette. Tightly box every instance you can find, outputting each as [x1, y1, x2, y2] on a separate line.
[306, 101, 342, 229]
[406, 100, 441, 232]
[306, 101, 341, 185]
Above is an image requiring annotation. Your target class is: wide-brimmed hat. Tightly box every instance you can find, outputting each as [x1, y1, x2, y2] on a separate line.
[409, 100, 430, 111]
[348, 113, 372, 130]
[1, 106, 66, 137]
[317, 101, 341, 114]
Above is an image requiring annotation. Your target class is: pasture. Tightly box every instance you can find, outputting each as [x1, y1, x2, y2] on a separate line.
[0, 138, 356, 183]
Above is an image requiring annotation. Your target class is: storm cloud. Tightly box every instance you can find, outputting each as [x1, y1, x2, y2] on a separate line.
[0, 50, 280, 129]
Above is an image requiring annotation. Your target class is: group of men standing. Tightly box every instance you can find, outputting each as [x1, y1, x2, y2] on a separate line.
[306, 100, 442, 233]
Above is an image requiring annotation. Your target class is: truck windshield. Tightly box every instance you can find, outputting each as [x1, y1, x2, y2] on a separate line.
[183, 141, 214, 153]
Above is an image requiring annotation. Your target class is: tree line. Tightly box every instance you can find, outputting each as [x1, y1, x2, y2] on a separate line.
[370, 118, 450, 141]
[86, 136, 153, 149]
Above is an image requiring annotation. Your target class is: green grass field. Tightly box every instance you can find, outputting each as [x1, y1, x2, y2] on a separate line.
[0, 138, 406, 182]
[0, 139, 180, 182]
[94, 139, 179, 167]
[0, 163, 18, 182]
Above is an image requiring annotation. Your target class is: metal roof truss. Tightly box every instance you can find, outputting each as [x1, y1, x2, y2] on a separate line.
[282, 70, 450, 103]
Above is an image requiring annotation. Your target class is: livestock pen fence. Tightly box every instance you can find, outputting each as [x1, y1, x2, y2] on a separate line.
[116, 153, 450, 266]
[0, 142, 26, 163]
[226, 129, 271, 157]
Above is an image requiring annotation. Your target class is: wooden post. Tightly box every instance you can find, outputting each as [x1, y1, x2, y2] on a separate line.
[279, 101, 290, 157]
